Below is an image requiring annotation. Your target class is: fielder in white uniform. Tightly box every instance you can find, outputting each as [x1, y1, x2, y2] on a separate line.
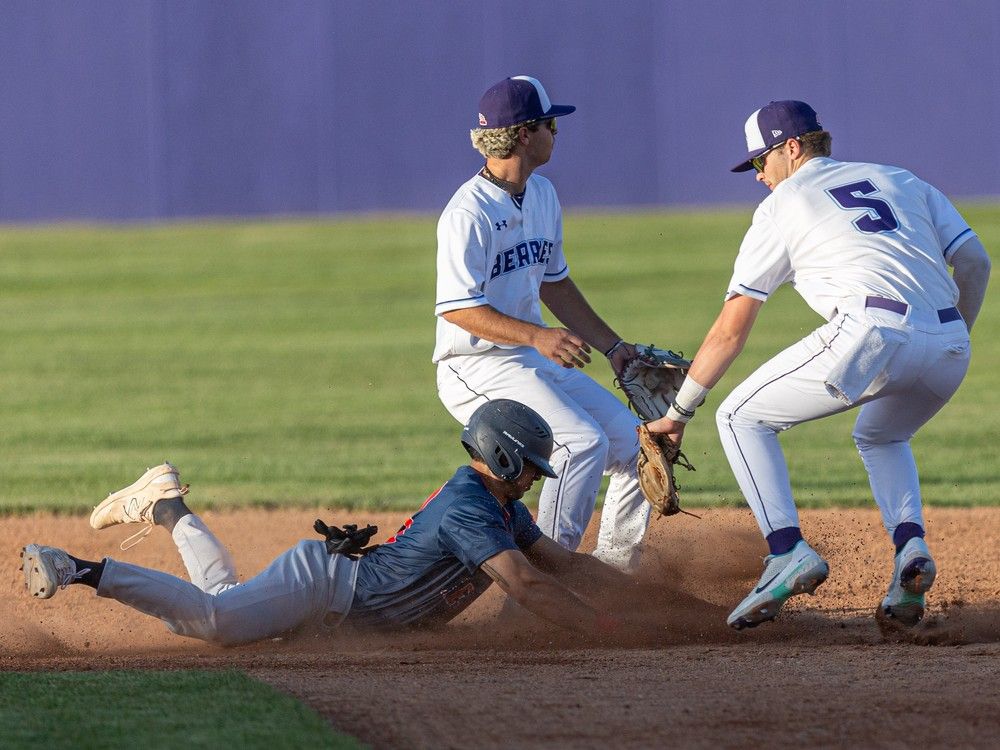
[648, 100, 991, 631]
[435, 76, 649, 571]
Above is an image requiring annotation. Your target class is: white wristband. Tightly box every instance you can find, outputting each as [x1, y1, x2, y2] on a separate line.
[672, 377, 711, 419]
[665, 404, 693, 423]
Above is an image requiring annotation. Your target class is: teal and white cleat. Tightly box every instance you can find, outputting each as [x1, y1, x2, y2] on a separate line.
[727, 540, 829, 630]
[876, 536, 936, 630]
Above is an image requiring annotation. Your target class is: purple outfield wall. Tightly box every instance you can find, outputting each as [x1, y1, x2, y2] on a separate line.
[1, 1, 998, 222]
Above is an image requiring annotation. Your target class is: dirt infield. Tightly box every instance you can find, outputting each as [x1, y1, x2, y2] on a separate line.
[4, 506, 1000, 748]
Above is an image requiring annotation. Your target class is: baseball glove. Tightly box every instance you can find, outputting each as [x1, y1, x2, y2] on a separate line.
[616, 344, 692, 421]
[314, 519, 380, 559]
[636, 423, 696, 518]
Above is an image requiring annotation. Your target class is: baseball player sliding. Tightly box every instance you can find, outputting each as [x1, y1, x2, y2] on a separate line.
[434, 75, 649, 572]
[648, 100, 991, 632]
[20, 401, 630, 645]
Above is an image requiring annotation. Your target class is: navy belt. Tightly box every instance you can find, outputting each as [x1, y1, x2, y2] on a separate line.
[864, 296, 961, 324]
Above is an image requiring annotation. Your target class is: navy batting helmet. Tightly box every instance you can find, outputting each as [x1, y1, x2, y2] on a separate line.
[461, 399, 558, 482]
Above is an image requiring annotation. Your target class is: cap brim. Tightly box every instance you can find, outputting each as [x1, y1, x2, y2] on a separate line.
[545, 104, 576, 118]
[731, 145, 769, 173]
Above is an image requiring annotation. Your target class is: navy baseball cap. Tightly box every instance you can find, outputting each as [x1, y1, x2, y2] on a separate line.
[477, 76, 576, 129]
[731, 100, 822, 172]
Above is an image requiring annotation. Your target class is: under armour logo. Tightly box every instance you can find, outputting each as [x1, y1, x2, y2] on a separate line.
[495, 220, 507, 230]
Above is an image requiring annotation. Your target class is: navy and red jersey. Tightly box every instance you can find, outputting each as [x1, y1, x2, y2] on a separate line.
[346, 465, 542, 628]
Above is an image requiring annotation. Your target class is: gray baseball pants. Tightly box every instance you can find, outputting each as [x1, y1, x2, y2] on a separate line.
[97, 514, 357, 646]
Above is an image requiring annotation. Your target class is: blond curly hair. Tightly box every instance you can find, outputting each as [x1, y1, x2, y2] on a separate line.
[470, 121, 542, 159]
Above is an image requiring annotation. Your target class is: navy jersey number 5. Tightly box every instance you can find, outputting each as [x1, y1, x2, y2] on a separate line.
[826, 180, 899, 234]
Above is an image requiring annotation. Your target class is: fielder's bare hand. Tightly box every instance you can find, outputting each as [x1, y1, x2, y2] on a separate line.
[533, 327, 592, 368]
[605, 340, 638, 378]
[645, 415, 686, 448]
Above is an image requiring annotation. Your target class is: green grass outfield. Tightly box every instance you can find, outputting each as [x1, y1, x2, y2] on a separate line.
[1, 205, 996, 513]
[0, 670, 361, 749]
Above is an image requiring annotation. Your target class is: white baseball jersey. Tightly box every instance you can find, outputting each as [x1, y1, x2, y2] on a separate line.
[433, 170, 649, 570]
[433, 172, 569, 362]
[716, 155, 975, 546]
[728, 157, 974, 319]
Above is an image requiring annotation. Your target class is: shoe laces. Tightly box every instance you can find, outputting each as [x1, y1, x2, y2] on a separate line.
[52, 553, 90, 589]
[118, 483, 189, 551]
[59, 566, 91, 589]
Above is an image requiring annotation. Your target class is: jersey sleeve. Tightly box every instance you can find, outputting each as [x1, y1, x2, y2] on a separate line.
[923, 182, 977, 263]
[437, 498, 520, 570]
[726, 203, 793, 301]
[435, 207, 492, 315]
[509, 500, 543, 549]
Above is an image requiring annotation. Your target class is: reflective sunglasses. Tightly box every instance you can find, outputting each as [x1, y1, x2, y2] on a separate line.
[527, 118, 558, 135]
[750, 141, 784, 173]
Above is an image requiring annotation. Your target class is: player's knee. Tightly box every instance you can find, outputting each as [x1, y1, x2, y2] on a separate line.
[716, 402, 775, 435]
[170, 590, 287, 647]
[560, 419, 609, 458]
[198, 613, 262, 647]
[199, 625, 239, 647]
[164, 607, 237, 646]
[604, 409, 641, 469]
[585, 429, 611, 465]
[715, 406, 729, 428]
[715, 389, 740, 425]
[853, 427, 912, 449]
[716, 404, 739, 432]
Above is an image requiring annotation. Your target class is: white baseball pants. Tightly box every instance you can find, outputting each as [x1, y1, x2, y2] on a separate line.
[716, 303, 970, 539]
[437, 347, 649, 571]
[97, 514, 357, 646]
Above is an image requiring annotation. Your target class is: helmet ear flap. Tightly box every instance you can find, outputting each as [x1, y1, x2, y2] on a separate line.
[492, 444, 522, 482]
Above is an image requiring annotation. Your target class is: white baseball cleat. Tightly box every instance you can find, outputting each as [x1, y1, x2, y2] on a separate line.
[20, 544, 89, 599]
[876, 537, 936, 630]
[90, 462, 188, 549]
[727, 540, 829, 630]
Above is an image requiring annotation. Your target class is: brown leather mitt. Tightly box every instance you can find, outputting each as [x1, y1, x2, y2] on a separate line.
[636, 423, 696, 518]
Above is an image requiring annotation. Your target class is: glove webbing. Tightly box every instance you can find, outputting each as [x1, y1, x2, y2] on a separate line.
[314, 519, 380, 559]
[669, 446, 700, 518]
[673, 449, 696, 473]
